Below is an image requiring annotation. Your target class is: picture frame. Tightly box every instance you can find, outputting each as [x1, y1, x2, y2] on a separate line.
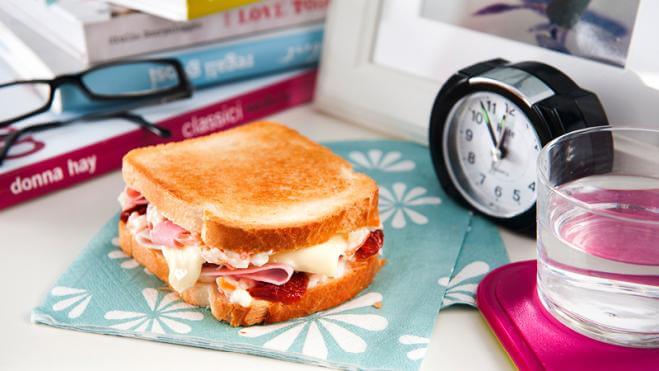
[315, 0, 659, 144]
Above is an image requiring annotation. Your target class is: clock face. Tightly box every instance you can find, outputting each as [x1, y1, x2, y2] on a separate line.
[442, 91, 542, 218]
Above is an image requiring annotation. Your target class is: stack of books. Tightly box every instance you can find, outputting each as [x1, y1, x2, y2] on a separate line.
[0, 0, 329, 209]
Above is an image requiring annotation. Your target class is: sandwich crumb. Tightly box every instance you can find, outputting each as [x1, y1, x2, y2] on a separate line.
[373, 301, 382, 309]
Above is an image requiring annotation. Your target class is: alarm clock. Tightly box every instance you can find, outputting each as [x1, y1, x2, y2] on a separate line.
[429, 59, 608, 232]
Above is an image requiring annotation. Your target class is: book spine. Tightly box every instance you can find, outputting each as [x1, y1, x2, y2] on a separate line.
[59, 25, 324, 110]
[188, 0, 261, 20]
[0, 69, 317, 210]
[85, 0, 327, 63]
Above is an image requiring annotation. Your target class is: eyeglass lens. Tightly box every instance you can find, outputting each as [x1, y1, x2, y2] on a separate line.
[0, 82, 50, 122]
[81, 61, 182, 97]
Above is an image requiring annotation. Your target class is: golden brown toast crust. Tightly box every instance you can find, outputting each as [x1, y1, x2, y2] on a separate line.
[119, 221, 385, 327]
[122, 121, 380, 254]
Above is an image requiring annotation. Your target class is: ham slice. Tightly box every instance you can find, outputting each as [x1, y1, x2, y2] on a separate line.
[150, 220, 188, 248]
[126, 187, 142, 199]
[200, 263, 294, 285]
[119, 187, 147, 211]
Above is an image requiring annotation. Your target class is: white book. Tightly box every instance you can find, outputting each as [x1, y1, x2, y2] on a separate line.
[0, 0, 327, 65]
[0, 9, 83, 79]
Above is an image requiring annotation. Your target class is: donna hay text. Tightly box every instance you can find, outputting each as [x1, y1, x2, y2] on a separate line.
[9, 155, 96, 195]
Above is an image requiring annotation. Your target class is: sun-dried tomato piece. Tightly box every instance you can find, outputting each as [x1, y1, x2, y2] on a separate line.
[248, 272, 309, 304]
[355, 230, 384, 260]
[120, 203, 148, 222]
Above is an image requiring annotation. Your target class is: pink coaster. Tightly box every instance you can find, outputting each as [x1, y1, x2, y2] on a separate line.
[476, 260, 658, 371]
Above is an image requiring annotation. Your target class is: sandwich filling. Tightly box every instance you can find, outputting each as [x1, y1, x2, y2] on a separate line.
[118, 187, 384, 307]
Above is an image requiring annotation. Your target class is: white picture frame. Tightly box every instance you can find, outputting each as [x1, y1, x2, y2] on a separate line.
[315, 0, 659, 144]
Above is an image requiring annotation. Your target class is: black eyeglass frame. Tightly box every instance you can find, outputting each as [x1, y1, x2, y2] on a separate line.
[0, 58, 193, 128]
[0, 109, 171, 166]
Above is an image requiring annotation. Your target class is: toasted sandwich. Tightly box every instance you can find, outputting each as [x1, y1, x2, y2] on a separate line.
[117, 121, 384, 326]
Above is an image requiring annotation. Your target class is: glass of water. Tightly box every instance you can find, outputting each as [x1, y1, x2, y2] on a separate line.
[537, 127, 659, 348]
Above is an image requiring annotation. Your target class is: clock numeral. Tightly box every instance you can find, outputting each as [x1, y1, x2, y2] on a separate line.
[513, 189, 521, 202]
[465, 129, 473, 141]
[479, 173, 486, 185]
[528, 182, 536, 192]
[467, 151, 476, 164]
[487, 100, 497, 114]
[471, 110, 483, 124]
[494, 186, 502, 198]
[505, 103, 516, 117]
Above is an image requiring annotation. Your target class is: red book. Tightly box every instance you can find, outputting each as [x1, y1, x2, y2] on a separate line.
[0, 69, 317, 210]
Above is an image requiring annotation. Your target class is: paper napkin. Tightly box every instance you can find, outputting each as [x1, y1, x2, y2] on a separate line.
[438, 214, 510, 308]
[33, 140, 508, 370]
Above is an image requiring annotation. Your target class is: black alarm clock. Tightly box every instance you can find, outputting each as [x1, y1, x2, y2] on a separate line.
[429, 59, 608, 232]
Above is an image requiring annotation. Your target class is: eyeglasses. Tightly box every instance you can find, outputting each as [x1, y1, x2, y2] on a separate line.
[0, 110, 171, 166]
[0, 58, 193, 128]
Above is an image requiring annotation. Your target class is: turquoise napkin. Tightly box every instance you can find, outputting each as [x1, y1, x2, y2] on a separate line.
[32, 140, 508, 370]
[438, 214, 509, 308]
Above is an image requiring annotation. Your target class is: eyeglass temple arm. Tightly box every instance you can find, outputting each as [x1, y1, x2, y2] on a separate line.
[111, 111, 171, 138]
[75, 110, 171, 138]
[0, 121, 62, 166]
[0, 111, 171, 166]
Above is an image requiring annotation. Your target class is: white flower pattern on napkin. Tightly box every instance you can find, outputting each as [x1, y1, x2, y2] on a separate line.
[104, 288, 203, 334]
[50, 287, 92, 319]
[239, 292, 387, 359]
[379, 183, 441, 229]
[348, 150, 415, 172]
[399, 335, 430, 361]
[438, 261, 490, 306]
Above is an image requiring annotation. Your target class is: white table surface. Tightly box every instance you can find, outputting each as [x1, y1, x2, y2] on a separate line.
[0, 105, 537, 371]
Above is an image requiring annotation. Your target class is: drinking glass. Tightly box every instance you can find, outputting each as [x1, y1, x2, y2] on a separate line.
[537, 126, 659, 348]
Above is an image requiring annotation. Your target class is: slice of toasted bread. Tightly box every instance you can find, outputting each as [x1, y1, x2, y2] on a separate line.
[122, 121, 380, 254]
[119, 221, 384, 326]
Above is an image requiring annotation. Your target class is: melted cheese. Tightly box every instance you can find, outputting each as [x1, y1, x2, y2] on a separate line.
[270, 228, 370, 277]
[161, 245, 204, 293]
[157, 227, 372, 292]
[229, 289, 253, 307]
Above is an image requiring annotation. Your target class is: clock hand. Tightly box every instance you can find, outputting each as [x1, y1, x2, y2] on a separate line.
[496, 115, 509, 158]
[497, 128, 510, 159]
[480, 101, 498, 149]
